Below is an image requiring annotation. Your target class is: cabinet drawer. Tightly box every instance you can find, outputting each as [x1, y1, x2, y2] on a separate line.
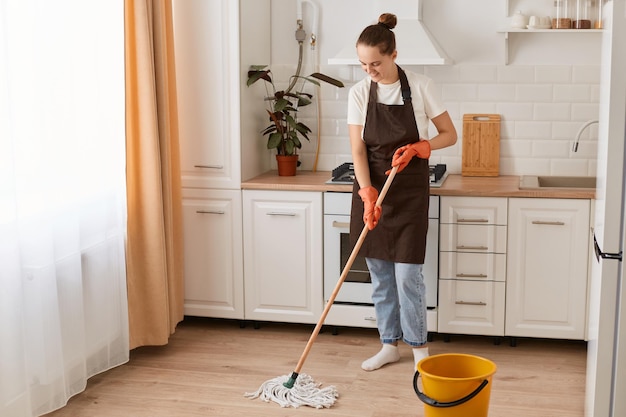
[441, 196, 507, 225]
[439, 252, 506, 282]
[438, 279, 505, 336]
[439, 224, 507, 253]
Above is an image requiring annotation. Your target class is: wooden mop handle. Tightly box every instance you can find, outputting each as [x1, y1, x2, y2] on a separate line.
[291, 165, 399, 375]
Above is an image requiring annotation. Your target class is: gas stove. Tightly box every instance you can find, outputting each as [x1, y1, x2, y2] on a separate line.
[328, 163, 448, 187]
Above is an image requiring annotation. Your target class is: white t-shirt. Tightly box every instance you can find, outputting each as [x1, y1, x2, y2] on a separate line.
[347, 70, 446, 140]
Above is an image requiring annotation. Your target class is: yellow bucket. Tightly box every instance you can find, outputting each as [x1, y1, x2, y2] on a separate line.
[413, 353, 497, 417]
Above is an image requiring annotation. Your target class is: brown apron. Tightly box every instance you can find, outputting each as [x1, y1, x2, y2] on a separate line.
[350, 66, 430, 264]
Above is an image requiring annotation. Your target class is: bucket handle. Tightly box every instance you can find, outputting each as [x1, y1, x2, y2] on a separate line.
[413, 370, 489, 408]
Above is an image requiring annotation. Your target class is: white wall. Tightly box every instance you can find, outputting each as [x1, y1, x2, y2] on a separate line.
[247, 0, 601, 177]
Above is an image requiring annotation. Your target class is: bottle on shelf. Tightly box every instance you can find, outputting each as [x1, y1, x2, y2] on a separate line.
[553, 0, 572, 29]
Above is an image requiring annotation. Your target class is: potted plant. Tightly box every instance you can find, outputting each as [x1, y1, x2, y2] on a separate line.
[247, 65, 344, 176]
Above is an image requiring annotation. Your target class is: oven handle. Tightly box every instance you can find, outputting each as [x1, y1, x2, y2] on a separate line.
[332, 221, 350, 229]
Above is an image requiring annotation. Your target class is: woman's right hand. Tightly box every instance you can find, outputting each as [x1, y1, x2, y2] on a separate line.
[358, 186, 381, 230]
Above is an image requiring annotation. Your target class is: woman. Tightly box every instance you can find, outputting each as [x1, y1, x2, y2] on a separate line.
[347, 13, 457, 372]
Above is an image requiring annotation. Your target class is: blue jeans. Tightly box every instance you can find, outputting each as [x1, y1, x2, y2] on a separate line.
[365, 258, 427, 347]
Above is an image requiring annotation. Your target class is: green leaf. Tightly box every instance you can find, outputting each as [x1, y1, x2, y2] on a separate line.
[273, 98, 290, 112]
[309, 73, 345, 88]
[297, 96, 312, 107]
[295, 122, 311, 135]
[285, 140, 295, 155]
[290, 132, 302, 148]
[261, 125, 276, 136]
[285, 113, 296, 129]
[247, 69, 272, 86]
[267, 132, 283, 149]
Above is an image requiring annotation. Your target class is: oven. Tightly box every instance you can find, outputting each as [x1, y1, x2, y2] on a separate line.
[323, 192, 440, 326]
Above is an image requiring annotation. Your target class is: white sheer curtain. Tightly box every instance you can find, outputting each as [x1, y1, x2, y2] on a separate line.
[0, 1, 128, 416]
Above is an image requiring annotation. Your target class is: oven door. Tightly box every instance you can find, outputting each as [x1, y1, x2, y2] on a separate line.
[323, 214, 373, 304]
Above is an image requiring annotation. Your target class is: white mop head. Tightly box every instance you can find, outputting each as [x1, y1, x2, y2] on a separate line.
[244, 373, 338, 409]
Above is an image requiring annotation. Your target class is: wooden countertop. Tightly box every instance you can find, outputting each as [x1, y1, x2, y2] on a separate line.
[241, 171, 595, 199]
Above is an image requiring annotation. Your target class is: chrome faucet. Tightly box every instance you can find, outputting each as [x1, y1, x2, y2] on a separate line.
[572, 120, 599, 152]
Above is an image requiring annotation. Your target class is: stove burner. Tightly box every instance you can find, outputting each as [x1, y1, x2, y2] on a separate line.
[329, 163, 447, 186]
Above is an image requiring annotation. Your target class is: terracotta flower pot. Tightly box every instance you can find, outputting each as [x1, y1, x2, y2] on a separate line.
[276, 154, 299, 176]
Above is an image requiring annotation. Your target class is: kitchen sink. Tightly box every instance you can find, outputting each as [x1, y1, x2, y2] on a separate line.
[519, 175, 597, 190]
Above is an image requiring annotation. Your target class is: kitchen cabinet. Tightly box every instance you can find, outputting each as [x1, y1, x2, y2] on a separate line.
[242, 190, 323, 324]
[506, 198, 591, 340]
[173, 0, 245, 320]
[438, 197, 508, 337]
[172, 0, 241, 190]
[182, 188, 244, 319]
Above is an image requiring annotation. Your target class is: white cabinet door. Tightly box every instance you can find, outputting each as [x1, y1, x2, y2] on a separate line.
[506, 198, 591, 339]
[438, 280, 506, 336]
[182, 189, 243, 319]
[172, 0, 241, 189]
[243, 190, 323, 323]
[438, 196, 508, 336]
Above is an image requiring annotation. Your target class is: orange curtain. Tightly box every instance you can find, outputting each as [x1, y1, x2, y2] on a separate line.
[124, 0, 184, 349]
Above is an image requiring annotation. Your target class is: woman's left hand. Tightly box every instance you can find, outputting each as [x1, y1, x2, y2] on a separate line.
[386, 140, 431, 174]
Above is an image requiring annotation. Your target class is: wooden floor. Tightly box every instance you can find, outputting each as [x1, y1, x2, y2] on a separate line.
[44, 317, 587, 417]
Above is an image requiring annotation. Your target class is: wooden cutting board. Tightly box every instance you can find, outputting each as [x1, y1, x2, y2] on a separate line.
[462, 114, 501, 177]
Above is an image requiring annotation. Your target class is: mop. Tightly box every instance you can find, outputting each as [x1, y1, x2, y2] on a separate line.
[244, 166, 399, 409]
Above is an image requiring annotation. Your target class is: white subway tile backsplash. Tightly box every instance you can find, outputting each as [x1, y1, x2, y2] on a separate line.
[501, 139, 532, 158]
[478, 84, 516, 102]
[502, 157, 551, 176]
[572, 65, 601, 84]
[441, 84, 478, 101]
[515, 85, 553, 102]
[495, 102, 533, 120]
[459, 65, 498, 82]
[550, 158, 593, 176]
[553, 84, 592, 102]
[497, 65, 534, 83]
[532, 139, 570, 158]
[514, 121, 552, 139]
[534, 65, 572, 84]
[461, 102, 498, 115]
[533, 103, 571, 121]
[571, 103, 600, 121]
[424, 65, 461, 82]
[304, 63, 598, 177]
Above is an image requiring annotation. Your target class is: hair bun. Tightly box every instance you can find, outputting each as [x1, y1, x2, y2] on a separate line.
[378, 13, 397, 30]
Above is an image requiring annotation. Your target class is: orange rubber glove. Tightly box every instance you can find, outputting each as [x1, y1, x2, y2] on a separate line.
[389, 140, 431, 174]
[358, 186, 381, 230]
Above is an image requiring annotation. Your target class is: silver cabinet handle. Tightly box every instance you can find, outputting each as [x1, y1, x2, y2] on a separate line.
[267, 212, 296, 217]
[196, 210, 225, 215]
[455, 301, 487, 306]
[532, 220, 565, 226]
[332, 221, 350, 228]
[364, 316, 377, 322]
[194, 164, 224, 169]
[457, 218, 489, 223]
[456, 273, 488, 278]
[456, 245, 489, 250]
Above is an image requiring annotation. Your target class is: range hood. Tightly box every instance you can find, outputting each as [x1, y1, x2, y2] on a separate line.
[328, 18, 452, 66]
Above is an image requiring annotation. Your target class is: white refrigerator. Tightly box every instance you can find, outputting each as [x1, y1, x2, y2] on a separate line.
[585, 1, 626, 416]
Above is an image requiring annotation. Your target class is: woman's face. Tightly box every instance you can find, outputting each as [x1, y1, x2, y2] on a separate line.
[356, 44, 397, 84]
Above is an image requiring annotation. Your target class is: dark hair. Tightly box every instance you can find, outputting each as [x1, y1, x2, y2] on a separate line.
[356, 13, 397, 56]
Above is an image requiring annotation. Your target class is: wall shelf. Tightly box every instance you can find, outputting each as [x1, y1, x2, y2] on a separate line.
[497, 28, 603, 64]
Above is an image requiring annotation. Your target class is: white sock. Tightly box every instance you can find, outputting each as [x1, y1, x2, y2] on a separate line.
[413, 346, 429, 369]
[361, 344, 400, 371]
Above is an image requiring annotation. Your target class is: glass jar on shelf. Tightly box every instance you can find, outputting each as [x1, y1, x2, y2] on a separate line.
[553, 0, 572, 29]
[573, 0, 592, 29]
[594, 0, 604, 29]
